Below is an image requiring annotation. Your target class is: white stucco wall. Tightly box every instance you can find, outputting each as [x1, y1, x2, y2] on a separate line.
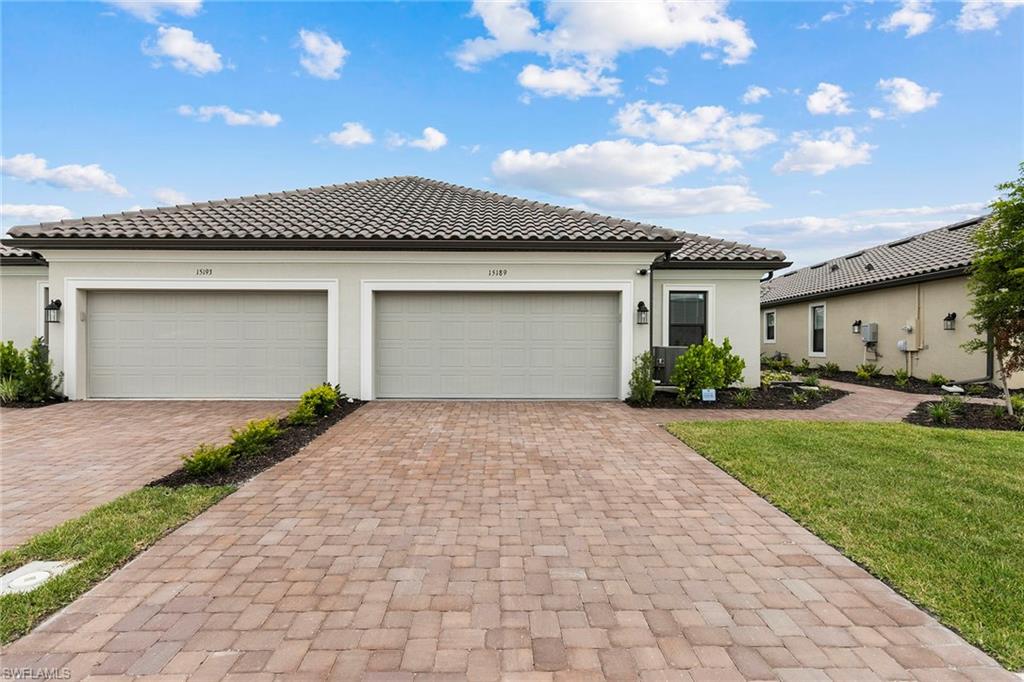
[652, 268, 764, 387]
[0, 265, 48, 348]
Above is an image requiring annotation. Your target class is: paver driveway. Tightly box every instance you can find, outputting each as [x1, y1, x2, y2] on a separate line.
[3, 401, 1013, 681]
[0, 400, 292, 549]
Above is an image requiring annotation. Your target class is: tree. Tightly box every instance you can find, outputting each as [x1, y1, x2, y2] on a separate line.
[963, 163, 1024, 415]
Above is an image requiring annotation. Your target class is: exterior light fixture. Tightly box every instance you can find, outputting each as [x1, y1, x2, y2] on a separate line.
[636, 301, 649, 325]
[44, 299, 62, 324]
[851, 319, 862, 334]
[943, 312, 956, 331]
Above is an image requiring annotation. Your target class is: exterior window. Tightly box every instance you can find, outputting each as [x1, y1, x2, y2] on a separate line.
[669, 291, 707, 346]
[764, 311, 776, 342]
[811, 304, 826, 354]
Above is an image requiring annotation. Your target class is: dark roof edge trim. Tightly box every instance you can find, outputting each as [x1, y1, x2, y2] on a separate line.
[657, 259, 792, 271]
[0, 237, 679, 253]
[0, 255, 48, 266]
[760, 266, 968, 307]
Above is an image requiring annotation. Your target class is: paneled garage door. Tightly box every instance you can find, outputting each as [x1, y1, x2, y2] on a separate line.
[375, 291, 620, 399]
[87, 291, 327, 398]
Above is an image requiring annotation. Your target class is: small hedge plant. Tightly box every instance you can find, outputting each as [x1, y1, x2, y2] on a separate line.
[230, 417, 282, 458]
[0, 338, 63, 404]
[817, 361, 840, 377]
[928, 373, 949, 387]
[760, 370, 791, 388]
[628, 352, 656, 406]
[893, 368, 910, 387]
[670, 337, 745, 403]
[855, 363, 882, 380]
[182, 443, 234, 476]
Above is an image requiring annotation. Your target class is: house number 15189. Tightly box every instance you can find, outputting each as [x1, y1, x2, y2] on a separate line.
[195, 268, 213, 276]
[488, 268, 508, 277]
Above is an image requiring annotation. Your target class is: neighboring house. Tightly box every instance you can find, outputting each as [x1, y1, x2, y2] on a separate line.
[760, 216, 1022, 389]
[1, 177, 787, 400]
[0, 246, 50, 348]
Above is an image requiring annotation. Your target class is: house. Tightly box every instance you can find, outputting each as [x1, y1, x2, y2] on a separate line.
[1, 176, 787, 400]
[760, 216, 1022, 389]
[0, 246, 50, 348]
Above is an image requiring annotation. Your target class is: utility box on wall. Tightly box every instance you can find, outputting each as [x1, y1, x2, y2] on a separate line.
[861, 322, 878, 345]
[652, 346, 689, 385]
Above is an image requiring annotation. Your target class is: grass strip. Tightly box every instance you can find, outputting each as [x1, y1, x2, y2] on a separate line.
[0, 484, 232, 644]
[666, 420, 1024, 670]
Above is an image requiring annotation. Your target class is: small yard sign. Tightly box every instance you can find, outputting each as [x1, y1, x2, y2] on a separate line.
[701, 388, 717, 402]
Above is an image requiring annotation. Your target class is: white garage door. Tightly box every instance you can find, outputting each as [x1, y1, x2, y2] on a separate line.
[375, 291, 620, 399]
[87, 291, 327, 399]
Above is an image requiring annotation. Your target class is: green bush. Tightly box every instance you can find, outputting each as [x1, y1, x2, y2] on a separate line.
[965, 383, 986, 396]
[1011, 395, 1024, 415]
[760, 370, 791, 388]
[18, 338, 62, 403]
[733, 388, 753, 407]
[928, 403, 952, 425]
[287, 402, 317, 426]
[669, 337, 745, 403]
[298, 384, 339, 417]
[993, 404, 1007, 418]
[182, 443, 234, 476]
[627, 352, 656, 406]
[802, 372, 820, 387]
[893, 368, 910, 387]
[929, 373, 949, 387]
[0, 378, 20, 403]
[761, 355, 788, 371]
[0, 341, 26, 382]
[941, 395, 965, 413]
[790, 390, 809, 405]
[855, 363, 882, 380]
[817, 361, 840, 377]
[796, 358, 811, 372]
[229, 417, 282, 458]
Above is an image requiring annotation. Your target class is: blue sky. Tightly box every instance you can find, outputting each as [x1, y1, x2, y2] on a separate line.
[2, 1, 1021, 267]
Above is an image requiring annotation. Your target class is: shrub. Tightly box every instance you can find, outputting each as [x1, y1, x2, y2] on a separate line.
[19, 338, 63, 403]
[0, 377, 20, 403]
[817, 361, 840, 377]
[802, 372, 820, 387]
[298, 383, 339, 417]
[965, 384, 986, 396]
[790, 390, 808, 405]
[230, 417, 282, 458]
[797, 358, 811, 372]
[940, 395, 965, 413]
[928, 373, 949, 387]
[0, 341, 26, 382]
[893, 368, 910, 387]
[1011, 395, 1024, 415]
[928, 403, 952, 425]
[733, 388, 753, 407]
[669, 337, 745, 403]
[855, 363, 882, 380]
[761, 355, 788, 371]
[993, 404, 1007, 418]
[628, 352, 656, 406]
[182, 443, 234, 476]
[760, 370, 791, 388]
[287, 402, 317, 426]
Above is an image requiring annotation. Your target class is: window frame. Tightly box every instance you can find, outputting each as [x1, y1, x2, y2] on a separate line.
[661, 284, 715, 348]
[808, 302, 827, 357]
[763, 309, 777, 344]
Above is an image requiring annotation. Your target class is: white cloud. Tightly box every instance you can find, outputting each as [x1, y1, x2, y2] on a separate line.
[646, 67, 669, 86]
[325, 122, 374, 147]
[615, 101, 776, 153]
[956, 0, 1024, 31]
[2, 203, 73, 224]
[806, 82, 853, 115]
[455, 1, 755, 98]
[297, 29, 347, 80]
[849, 202, 987, 218]
[105, 0, 202, 23]
[491, 138, 766, 217]
[177, 104, 281, 127]
[1, 153, 128, 196]
[877, 77, 941, 114]
[879, 0, 935, 37]
[143, 26, 222, 75]
[388, 127, 448, 151]
[741, 85, 771, 104]
[517, 64, 621, 98]
[868, 107, 886, 119]
[773, 127, 874, 175]
[821, 3, 854, 22]
[153, 187, 188, 205]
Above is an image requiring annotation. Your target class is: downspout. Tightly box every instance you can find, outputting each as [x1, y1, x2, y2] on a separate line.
[650, 252, 670, 352]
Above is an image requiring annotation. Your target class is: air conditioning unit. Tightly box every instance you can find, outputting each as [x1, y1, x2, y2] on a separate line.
[861, 322, 878, 345]
[652, 346, 689, 385]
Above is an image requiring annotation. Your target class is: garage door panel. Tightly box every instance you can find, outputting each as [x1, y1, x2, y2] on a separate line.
[375, 291, 619, 399]
[87, 291, 327, 399]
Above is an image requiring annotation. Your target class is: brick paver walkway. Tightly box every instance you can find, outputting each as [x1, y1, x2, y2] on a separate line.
[2, 401, 1012, 680]
[0, 401, 293, 549]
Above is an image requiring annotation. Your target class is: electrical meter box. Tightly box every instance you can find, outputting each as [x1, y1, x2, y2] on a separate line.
[861, 322, 878, 345]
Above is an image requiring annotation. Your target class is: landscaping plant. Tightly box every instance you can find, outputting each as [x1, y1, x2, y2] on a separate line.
[669, 337, 745, 403]
[182, 443, 235, 476]
[0, 341, 26, 381]
[796, 358, 811, 372]
[893, 368, 910, 387]
[0, 338, 63, 405]
[790, 390, 808, 405]
[928, 373, 949, 387]
[627, 351, 656, 406]
[941, 395, 965, 414]
[760, 370, 791, 388]
[928, 403, 952, 425]
[733, 387, 753, 407]
[229, 417, 283, 458]
[287, 402, 318, 426]
[966, 383, 986, 396]
[962, 164, 1024, 416]
[0, 378, 20, 404]
[802, 372, 820, 387]
[855, 363, 882, 380]
[817, 361, 840, 377]
[298, 383, 341, 417]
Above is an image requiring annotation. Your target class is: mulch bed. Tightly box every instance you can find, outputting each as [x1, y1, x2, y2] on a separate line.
[904, 401, 1023, 431]
[798, 369, 1011, 398]
[628, 385, 847, 410]
[0, 396, 69, 409]
[149, 400, 365, 488]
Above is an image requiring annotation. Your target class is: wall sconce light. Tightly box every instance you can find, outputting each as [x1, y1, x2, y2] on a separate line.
[943, 312, 956, 331]
[636, 301, 649, 325]
[44, 299, 62, 324]
[851, 319, 862, 334]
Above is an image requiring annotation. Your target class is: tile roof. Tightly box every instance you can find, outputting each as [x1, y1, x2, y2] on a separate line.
[761, 216, 985, 306]
[2, 176, 782, 262]
[0, 245, 46, 265]
[669, 238, 787, 265]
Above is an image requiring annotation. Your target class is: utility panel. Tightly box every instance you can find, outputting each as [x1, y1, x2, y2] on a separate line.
[861, 323, 879, 345]
[652, 346, 689, 384]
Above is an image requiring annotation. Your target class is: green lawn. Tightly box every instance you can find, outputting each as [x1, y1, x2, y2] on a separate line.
[0, 484, 233, 644]
[666, 421, 1024, 671]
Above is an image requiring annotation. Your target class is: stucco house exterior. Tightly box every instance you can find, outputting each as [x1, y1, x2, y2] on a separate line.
[0, 246, 50, 348]
[2, 176, 788, 400]
[760, 216, 1023, 389]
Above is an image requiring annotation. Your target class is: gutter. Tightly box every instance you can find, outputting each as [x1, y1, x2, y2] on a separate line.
[760, 266, 969, 308]
[656, 259, 791, 271]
